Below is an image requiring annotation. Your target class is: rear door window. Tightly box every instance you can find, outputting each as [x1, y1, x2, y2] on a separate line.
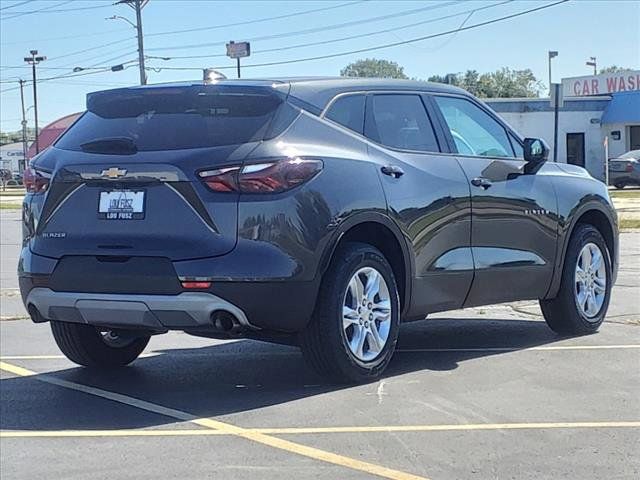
[56, 86, 285, 151]
[365, 94, 440, 152]
[325, 94, 365, 134]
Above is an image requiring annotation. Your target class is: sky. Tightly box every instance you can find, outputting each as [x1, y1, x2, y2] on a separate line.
[1, 0, 639, 132]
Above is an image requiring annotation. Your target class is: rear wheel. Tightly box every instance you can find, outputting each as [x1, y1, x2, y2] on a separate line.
[613, 181, 626, 189]
[50, 321, 150, 367]
[540, 224, 612, 335]
[300, 243, 400, 383]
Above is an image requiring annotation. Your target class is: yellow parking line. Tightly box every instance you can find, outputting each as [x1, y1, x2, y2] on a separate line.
[0, 361, 427, 480]
[2, 421, 639, 438]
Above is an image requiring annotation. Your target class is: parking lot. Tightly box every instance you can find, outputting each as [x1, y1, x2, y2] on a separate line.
[1, 209, 639, 479]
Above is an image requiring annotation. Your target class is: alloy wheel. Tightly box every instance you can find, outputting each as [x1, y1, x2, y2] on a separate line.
[342, 267, 392, 362]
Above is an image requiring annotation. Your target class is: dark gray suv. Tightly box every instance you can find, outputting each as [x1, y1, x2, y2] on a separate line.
[19, 78, 619, 382]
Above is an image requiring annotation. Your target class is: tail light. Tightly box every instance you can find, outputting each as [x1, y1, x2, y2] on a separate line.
[23, 166, 51, 193]
[626, 163, 634, 172]
[199, 158, 323, 194]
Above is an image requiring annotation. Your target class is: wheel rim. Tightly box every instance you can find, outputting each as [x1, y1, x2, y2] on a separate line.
[100, 330, 134, 348]
[342, 267, 392, 362]
[574, 242, 607, 320]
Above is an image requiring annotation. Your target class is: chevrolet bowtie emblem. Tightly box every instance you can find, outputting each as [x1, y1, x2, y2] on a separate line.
[101, 167, 127, 179]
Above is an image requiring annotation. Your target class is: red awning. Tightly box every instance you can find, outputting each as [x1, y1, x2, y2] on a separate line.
[27, 112, 82, 159]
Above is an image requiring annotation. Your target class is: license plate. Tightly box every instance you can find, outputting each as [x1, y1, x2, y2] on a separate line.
[98, 190, 145, 220]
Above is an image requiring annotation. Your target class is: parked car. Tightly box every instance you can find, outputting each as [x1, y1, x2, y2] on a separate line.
[609, 150, 640, 189]
[19, 78, 618, 382]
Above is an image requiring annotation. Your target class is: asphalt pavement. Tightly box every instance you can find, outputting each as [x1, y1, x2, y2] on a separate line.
[1, 209, 639, 480]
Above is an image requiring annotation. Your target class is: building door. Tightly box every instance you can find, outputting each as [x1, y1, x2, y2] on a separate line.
[566, 133, 585, 166]
[630, 126, 640, 150]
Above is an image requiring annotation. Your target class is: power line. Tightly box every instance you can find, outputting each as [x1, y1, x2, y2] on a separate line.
[0, 1, 35, 12]
[146, 1, 461, 52]
[1, 28, 130, 46]
[1, 0, 72, 20]
[153, 1, 569, 72]
[152, 0, 512, 61]
[145, 0, 367, 38]
[1, 0, 114, 19]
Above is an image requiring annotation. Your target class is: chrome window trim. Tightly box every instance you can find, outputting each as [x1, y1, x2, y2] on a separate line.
[321, 89, 449, 156]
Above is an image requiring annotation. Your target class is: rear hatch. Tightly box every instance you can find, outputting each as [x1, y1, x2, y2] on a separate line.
[30, 83, 288, 261]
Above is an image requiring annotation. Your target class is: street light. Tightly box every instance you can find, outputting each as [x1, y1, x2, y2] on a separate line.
[23, 50, 46, 154]
[586, 56, 597, 75]
[548, 50, 558, 96]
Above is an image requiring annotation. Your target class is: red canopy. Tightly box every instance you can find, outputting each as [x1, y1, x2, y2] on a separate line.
[27, 112, 82, 159]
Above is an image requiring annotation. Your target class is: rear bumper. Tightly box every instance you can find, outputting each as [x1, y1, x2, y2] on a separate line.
[25, 288, 256, 332]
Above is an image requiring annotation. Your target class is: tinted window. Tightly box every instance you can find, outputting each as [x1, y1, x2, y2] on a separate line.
[56, 86, 284, 151]
[435, 96, 515, 158]
[367, 94, 439, 152]
[509, 132, 524, 158]
[325, 94, 365, 134]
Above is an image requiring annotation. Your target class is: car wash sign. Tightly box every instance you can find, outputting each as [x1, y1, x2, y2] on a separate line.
[562, 70, 640, 97]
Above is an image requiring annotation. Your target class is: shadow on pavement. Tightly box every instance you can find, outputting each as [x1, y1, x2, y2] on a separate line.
[1, 317, 573, 431]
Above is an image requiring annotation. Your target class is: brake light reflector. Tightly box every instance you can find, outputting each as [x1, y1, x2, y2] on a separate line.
[199, 158, 322, 194]
[181, 281, 212, 289]
[23, 166, 50, 193]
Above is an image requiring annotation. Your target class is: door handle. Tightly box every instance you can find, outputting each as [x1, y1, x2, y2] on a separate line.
[381, 165, 404, 178]
[471, 177, 492, 189]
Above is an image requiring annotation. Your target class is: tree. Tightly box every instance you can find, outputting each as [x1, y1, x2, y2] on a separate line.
[599, 65, 635, 74]
[340, 58, 408, 79]
[428, 68, 543, 98]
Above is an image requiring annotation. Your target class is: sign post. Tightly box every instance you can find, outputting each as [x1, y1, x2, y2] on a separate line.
[604, 136, 609, 186]
[550, 83, 563, 162]
[226, 41, 251, 79]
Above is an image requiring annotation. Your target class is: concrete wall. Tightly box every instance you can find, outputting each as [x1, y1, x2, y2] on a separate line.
[601, 123, 635, 159]
[495, 109, 606, 180]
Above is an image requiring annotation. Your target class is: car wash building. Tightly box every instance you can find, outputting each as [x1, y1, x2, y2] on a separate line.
[485, 70, 640, 181]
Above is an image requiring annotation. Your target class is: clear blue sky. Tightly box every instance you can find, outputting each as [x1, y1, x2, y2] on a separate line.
[1, 0, 638, 132]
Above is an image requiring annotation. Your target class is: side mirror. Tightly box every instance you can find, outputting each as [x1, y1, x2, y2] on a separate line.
[523, 138, 549, 164]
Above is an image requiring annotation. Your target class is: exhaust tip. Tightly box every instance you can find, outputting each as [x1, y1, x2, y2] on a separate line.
[211, 310, 240, 333]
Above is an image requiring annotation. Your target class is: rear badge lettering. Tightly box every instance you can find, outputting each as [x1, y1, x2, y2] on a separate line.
[42, 232, 66, 239]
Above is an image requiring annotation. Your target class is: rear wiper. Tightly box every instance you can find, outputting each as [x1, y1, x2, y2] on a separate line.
[80, 137, 138, 155]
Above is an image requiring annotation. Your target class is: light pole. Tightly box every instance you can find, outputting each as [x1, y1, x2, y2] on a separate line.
[586, 56, 597, 75]
[548, 50, 558, 96]
[18, 80, 28, 172]
[23, 50, 46, 154]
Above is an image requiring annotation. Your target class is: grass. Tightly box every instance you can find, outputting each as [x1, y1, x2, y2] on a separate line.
[610, 189, 640, 199]
[0, 203, 21, 210]
[620, 218, 640, 230]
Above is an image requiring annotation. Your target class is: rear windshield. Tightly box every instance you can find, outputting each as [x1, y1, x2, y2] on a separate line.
[56, 86, 285, 151]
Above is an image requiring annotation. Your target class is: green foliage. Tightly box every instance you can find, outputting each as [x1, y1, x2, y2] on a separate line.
[340, 58, 408, 79]
[598, 66, 635, 74]
[427, 68, 543, 98]
[0, 128, 36, 146]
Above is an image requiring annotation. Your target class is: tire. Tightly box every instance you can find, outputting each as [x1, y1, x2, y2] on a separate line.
[540, 224, 612, 335]
[50, 321, 150, 368]
[613, 181, 626, 189]
[300, 242, 401, 383]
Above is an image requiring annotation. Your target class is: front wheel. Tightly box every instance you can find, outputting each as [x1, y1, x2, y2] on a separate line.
[540, 224, 612, 335]
[300, 242, 401, 383]
[613, 181, 626, 189]
[50, 321, 150, 368]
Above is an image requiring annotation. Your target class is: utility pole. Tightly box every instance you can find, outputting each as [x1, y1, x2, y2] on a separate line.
[23, 50, 46, 155]
[18, 80, 28, 172]
[115, 0, 148, 85]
